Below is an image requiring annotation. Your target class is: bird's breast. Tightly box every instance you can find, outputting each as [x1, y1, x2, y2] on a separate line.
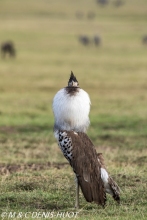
[53, 88, 91, 132]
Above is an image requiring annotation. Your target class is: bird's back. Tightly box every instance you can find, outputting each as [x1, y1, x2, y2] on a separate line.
[55, 130, 106, 206]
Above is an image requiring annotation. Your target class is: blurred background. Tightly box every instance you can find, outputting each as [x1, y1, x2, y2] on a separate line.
[0, 0, 147, 152]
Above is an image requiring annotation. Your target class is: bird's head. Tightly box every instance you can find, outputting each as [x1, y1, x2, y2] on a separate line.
[68, 71, 79, 87]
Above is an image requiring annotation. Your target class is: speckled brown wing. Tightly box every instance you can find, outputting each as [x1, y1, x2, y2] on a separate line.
[66, 131, 106, 206]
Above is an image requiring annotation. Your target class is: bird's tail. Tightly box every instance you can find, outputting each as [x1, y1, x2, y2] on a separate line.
[108, 176, 120, 203]
[97, 153, 120, 203]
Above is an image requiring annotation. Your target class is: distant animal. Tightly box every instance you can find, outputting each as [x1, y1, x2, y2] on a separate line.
[1, 41, 16, 58]
[52, 72, 120, 208]
[96, 0, 108, 5]
[142, 36, 147, 45]
[113, 0, 124, 7]
[93, 35, 101, 46]
[79, 36, 90, 46]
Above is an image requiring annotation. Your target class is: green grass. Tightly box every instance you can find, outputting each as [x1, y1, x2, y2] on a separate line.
[0, 0, 147, 219]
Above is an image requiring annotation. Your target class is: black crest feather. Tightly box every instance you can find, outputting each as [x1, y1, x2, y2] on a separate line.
[68, 71, 79, 86]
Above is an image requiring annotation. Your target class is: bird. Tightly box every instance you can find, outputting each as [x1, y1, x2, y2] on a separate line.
[52, 71, 120, 208]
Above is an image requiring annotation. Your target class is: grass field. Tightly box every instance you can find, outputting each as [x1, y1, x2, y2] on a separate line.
[0, 0, 147, 219]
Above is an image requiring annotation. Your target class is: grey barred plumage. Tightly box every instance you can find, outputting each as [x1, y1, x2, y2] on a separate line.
[53, 71, 120, 208]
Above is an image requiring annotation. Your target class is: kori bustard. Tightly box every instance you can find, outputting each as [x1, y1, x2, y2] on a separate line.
[52, 72, 120, 208]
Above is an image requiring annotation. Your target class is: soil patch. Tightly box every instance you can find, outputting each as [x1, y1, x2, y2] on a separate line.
[0, 162, 68, 175]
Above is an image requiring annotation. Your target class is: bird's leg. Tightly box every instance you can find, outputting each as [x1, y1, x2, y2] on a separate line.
[75, 176, 79, 209]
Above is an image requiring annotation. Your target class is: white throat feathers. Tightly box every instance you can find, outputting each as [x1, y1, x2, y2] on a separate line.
[52, 72, 91, 132]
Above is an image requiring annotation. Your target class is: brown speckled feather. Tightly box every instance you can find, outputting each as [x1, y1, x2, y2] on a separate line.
[66, 131, 106, 206]
[97, 153, 106, 169]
